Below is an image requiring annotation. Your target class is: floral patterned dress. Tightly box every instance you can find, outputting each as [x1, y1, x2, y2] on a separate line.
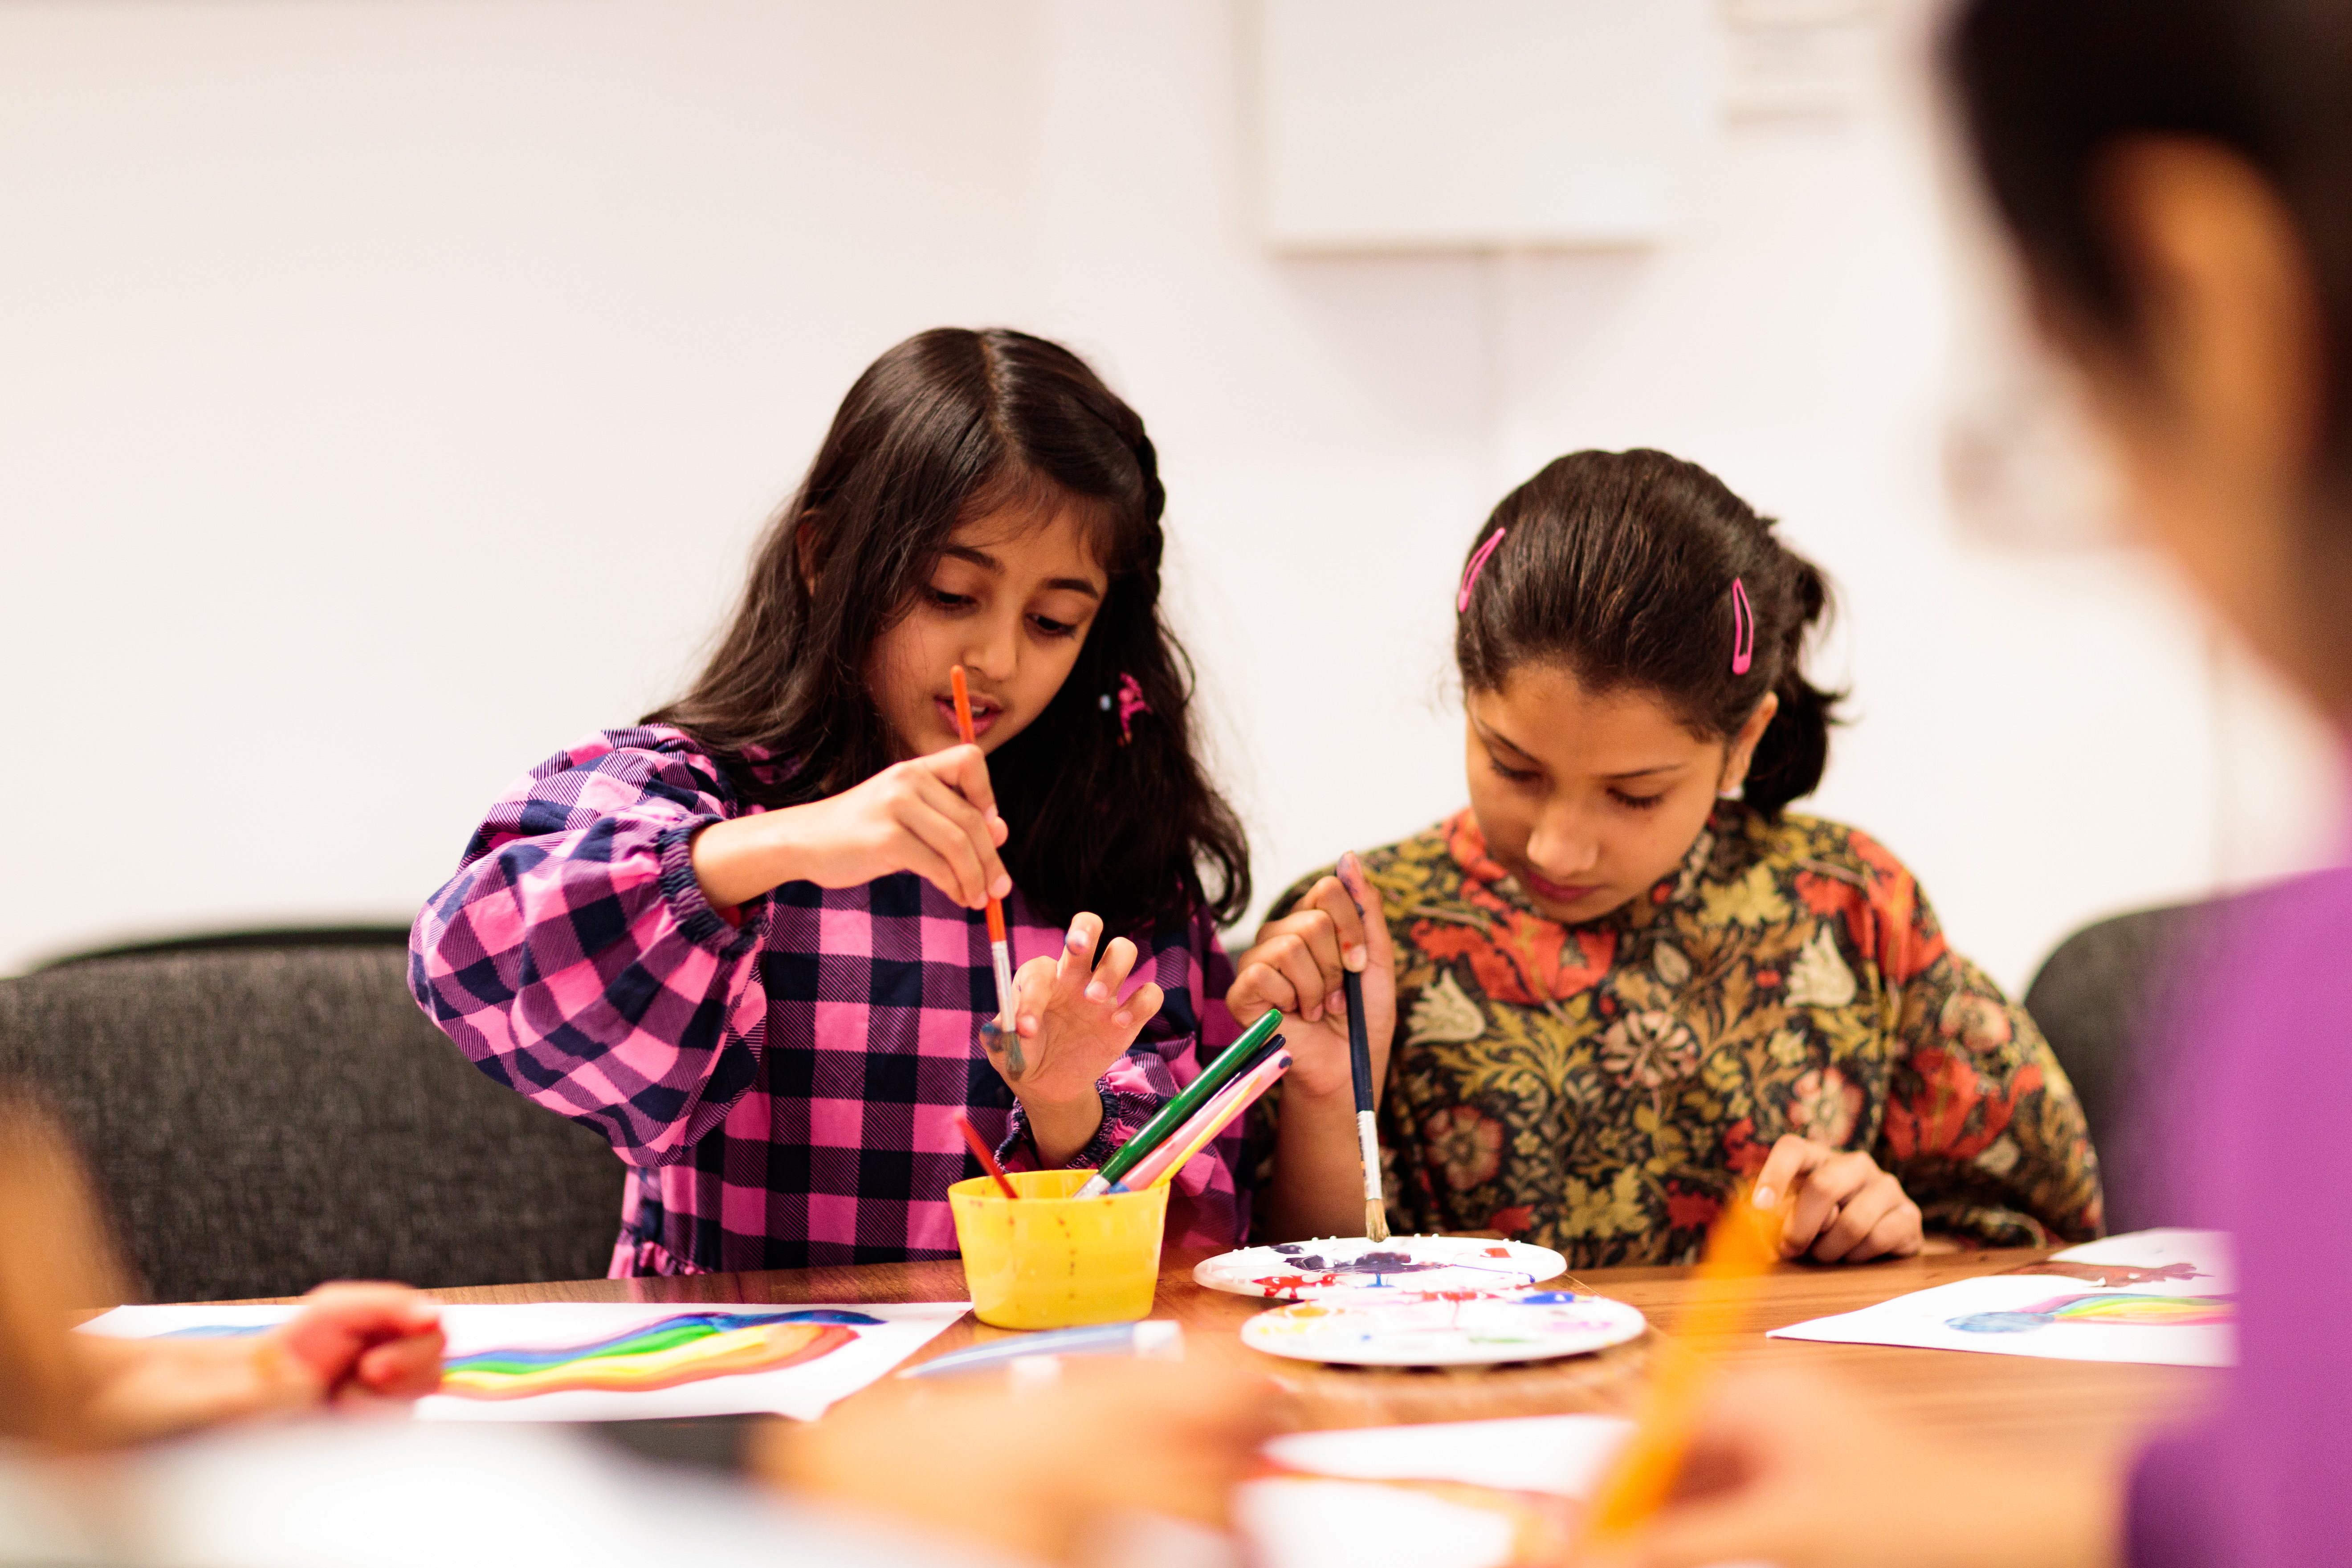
[1260, 805, 2103, 1267]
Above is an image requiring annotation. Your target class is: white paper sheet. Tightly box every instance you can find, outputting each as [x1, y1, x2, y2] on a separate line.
[1237, 1415, 1633, 1568]
[81, 1300, 969, 1421]
[1767, 1228, 2234, 1368]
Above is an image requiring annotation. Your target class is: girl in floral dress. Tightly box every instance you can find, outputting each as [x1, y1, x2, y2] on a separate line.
[1232, 448, 2101, 1265]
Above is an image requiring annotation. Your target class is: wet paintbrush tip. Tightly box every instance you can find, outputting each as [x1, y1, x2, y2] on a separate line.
[976, 1017, 1024, 1077]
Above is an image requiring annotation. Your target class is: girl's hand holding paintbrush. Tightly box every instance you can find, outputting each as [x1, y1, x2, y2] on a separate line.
[982, 911, 1168, 1165]
[689, 743, 1011, 913]
[1227, 852, 1399, 1240]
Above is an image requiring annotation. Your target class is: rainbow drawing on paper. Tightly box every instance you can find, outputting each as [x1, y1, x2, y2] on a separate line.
[1946, 1293, 2233, 1336]
[438, 1309, 881, 1400]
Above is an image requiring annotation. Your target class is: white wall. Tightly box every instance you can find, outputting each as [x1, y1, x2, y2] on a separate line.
[2, 0, 2340, 990]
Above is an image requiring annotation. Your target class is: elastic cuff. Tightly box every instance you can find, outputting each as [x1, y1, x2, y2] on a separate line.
[1001, 1086, 1125, 1172]
[656, 818, 766, 959]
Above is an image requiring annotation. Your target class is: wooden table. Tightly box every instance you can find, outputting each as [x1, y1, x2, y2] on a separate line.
[406, 1246, 2217, 1452]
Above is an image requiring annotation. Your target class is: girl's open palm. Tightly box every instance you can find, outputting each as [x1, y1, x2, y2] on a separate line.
[983, 913, 1164, 1105]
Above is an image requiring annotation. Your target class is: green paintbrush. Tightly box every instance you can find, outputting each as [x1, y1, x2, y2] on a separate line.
[1076, 1008, 1285, 1196]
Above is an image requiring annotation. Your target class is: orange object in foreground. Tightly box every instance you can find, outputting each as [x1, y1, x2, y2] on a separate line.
[1582, 1190, 1780, 1540]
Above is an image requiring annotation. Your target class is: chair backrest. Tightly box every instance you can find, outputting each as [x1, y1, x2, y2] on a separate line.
[0, 944, 621, 1302]
[2023, 878, 2330, 1234]
[2022, 904, 2197, 1196]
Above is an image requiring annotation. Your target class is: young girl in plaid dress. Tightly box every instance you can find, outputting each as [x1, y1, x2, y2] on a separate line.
[410, 329, 1254, 1273]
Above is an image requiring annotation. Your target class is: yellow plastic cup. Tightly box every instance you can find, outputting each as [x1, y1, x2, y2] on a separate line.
[948, 1169, 1168, 1329]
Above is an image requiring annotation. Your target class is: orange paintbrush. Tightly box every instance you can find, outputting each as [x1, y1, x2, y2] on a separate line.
[1582, 1188, 1779, 1542]
[950, 665, 1023, 1076]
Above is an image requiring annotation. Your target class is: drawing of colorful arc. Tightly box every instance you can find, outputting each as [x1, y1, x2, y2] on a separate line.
[439, 1310, 881, 1400]
[1947, 1293, 2233, 1335]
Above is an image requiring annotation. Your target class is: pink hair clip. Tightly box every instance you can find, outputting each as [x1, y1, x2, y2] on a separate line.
[1730, 578, 1755, 675]
[1116, 672, 1150, 743]
[1457, 527, 1506, 614]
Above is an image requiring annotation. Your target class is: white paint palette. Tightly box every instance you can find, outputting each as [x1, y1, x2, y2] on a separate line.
[1241, 1289, 1647, 1367]
[1194, 1235, 1569, 1303]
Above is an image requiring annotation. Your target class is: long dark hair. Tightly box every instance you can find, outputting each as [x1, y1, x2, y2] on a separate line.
[1453, 449, 1842, 817]
[648, 327, 1250, 932]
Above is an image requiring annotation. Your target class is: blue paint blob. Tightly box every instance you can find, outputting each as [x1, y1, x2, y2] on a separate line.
[1947, 1310, 2052, 1334]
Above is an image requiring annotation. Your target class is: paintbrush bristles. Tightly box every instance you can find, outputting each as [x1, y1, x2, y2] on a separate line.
[1365, 1201, 1390, 1244]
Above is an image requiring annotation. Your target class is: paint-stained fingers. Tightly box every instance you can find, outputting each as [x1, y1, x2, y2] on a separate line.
[1110, 980, 1165, 1038]
[1006, 955, 1057, 1039]
[1306, 877, 1372, 972]
[1807, 1168, 1907, 1263]
[1086, 936, 1140, 1004]
[1780, 1149, 1874, 1258]
[1057, 914, 1103, 992]
[1336, 852, 1396, 971]
[909, 764, 1009, 899]
[1750, 1135, 1829, 1226]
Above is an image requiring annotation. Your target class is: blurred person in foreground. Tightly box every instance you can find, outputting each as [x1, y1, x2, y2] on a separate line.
[1588, 4, 2352, 1566]
[0, 1095, 1266, 1566]
[0, 1097, 446, 1449]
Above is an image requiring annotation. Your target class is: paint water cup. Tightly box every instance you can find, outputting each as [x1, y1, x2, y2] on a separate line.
[948, 1169, 1168, 1329]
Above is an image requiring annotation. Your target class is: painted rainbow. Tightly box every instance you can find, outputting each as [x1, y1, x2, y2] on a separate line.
[1948, 1292, 2233, 1336]
[439, 1310, 878, 1400]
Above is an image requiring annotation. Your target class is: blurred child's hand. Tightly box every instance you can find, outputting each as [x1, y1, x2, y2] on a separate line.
[988, 915, 1164, 1162]
[762, 1356, 1281, 1565]
[695, 742, 1011, 911]
[77, 1282, 444, 1444]
[1227, 852, 1396, 1105]
[1575, 1370, 2120, 1568]
[272, 1281, 446, 1404]
[1751, 1136, 1922, 1263]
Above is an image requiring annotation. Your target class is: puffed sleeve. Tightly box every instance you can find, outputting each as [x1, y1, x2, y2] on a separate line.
[408, 727, 773, 1166]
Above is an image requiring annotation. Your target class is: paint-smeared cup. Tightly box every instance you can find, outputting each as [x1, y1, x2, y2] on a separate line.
[948, 1169, 1166, 1329]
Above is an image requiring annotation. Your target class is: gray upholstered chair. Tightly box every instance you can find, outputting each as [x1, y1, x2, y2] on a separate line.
[2022, 875, 2334, 1234]
[0, 937, 622, 1302]
[2024, 904, 2202, 1235]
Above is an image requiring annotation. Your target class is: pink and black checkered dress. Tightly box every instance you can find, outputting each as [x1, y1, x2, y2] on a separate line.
[408, 726, 1248, 1275]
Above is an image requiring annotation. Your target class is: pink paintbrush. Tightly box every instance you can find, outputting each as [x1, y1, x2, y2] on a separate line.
[1121, 1049, 1292, 1191]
